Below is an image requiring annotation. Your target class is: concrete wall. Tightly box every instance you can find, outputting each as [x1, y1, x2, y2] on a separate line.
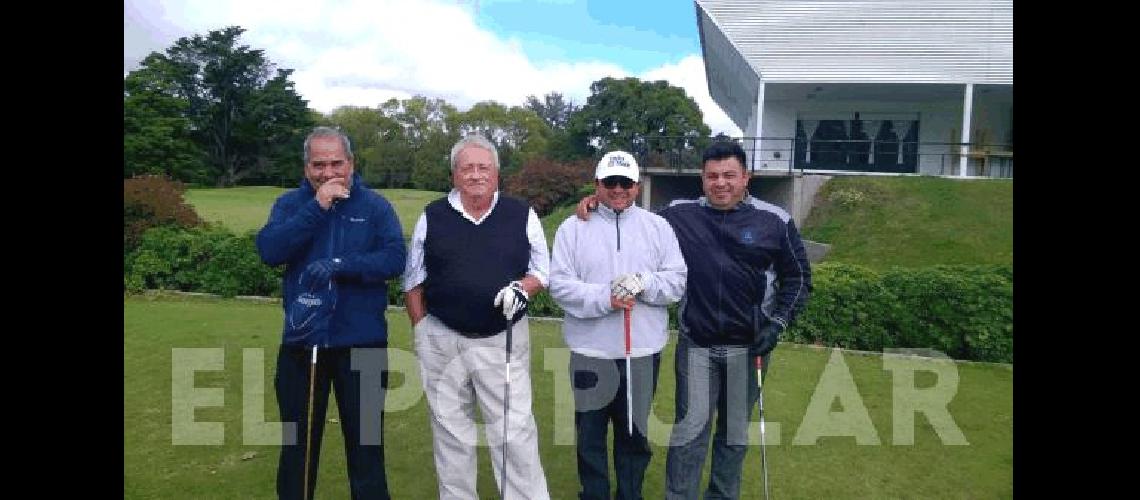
[643, 172, 831, 228]
[646, 174, 703, 212]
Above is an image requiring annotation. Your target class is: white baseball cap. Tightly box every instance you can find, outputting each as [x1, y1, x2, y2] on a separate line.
[595, 151, 640, 183]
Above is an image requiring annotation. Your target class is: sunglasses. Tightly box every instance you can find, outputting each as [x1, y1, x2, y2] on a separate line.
[601, 176, 635, 189]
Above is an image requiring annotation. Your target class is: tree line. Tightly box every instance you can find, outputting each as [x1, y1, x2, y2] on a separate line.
[125, 26, 712, 190]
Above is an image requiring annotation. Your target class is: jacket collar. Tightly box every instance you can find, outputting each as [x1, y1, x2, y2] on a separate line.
[697, 195, 752, 212]
[298, 172, 366, 196]
[595, 202, 636, 221]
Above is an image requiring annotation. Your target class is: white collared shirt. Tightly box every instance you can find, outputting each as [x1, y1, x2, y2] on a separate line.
[403, 189, 550, 291]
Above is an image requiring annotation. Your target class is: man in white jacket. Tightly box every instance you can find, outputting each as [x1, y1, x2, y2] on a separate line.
[549, 150, 688, 500]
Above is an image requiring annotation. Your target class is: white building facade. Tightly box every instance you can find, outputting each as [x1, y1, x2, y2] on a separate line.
[696, 0, 1013, 177]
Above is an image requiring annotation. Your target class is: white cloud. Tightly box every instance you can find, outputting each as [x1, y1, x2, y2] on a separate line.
[124, 0, 741, 136]
[640, 55, 742, 137]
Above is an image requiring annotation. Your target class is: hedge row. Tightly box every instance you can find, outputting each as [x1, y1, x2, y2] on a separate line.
[125, 226, 1011, 363]
[788, 262, 1012, 363]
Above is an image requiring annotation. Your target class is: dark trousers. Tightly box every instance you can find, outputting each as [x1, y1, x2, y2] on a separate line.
[570, 351, 662, 500]
[275, 343, 390, 500]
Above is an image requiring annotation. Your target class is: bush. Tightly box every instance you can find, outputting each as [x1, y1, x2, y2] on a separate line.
[528, 290, 564, 318]
[782, 262, 1013, 363]
[197, 231, 282, 297]
[388, 278, 405, 307]
[503, 157, 595, 216]
[124, 175, 202, 253]
[125, 225, 283, 298]
[122, 225, 1013, 363]
[882, 265, 1012, 363]
[787, 262, 901, 351]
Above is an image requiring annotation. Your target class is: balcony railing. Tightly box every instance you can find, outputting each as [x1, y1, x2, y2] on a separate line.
[627, 136, 1013, 178]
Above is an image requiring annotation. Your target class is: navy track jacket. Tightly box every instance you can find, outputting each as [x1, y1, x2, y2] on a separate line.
[257, 173, 407, 347]
[658, 197, 812, 347]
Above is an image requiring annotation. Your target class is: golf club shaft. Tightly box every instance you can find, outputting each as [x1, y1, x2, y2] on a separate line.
[304, 345, 318, 500]
[624, 307, 632, 435]
[502, 320, 514, 500]
[756, 355, 769, 500]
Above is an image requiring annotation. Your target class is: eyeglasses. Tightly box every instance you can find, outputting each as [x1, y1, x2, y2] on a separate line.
[601, 176, 635, 189]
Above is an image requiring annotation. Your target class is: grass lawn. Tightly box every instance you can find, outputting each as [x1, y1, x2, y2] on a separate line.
[185, 186, 444, 239]
[801, 176, 1012, 270]
[541, 203, 579, 248]
[125, 294, 1012, 499]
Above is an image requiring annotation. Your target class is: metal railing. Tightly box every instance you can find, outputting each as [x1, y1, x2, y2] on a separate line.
[629, 136, 1013, 178]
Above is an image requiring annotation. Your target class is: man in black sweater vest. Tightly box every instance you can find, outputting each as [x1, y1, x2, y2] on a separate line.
[403, 134, 552, 499]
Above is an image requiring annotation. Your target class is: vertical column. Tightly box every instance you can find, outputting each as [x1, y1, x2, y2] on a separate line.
[752, 81, 767, 172]
[639, 173, 652, 209]
[959, 83, 974, 177]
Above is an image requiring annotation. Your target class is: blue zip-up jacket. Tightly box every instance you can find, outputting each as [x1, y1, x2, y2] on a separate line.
[256, 173, 407, 347]
[658, 196, 812, 347]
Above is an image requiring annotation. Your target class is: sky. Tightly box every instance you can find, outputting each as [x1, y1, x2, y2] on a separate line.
[123, 0, 742, 136]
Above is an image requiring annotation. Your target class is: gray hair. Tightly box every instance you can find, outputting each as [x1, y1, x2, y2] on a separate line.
[303, 126, 355, 164]
[449, 134, 499, 172]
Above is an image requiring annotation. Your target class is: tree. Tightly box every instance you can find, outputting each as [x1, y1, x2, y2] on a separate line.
[526, 92, 588, 161]
[123, 26, 314, 186]
[323, 106, 405, 186]
[568, 77, 710, 161]
[524, 92, 577, 130]
[123, 63, 208, 183]
[450, 101, 550, 174]
[377, 96, 459, 191]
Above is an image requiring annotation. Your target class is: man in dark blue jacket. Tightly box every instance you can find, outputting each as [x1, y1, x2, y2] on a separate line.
[659, 142, 811, 500]
[256, 126, 406, 500]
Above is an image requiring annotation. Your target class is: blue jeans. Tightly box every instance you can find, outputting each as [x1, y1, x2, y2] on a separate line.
[275, 344, 390, 500]
[570, 351, 662, 500]
[665, 335, 768, 500]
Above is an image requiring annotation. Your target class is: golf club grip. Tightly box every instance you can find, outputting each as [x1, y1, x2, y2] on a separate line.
[505, 321, 513, 357]
[623, 308, 631, 355]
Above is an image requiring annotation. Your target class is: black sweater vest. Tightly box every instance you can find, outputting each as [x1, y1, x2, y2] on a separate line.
[423, 196, 530, 337]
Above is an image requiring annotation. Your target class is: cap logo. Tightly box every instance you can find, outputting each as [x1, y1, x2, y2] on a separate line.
[609, 156, 631, 169]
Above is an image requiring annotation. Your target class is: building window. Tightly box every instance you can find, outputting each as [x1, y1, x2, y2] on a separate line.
[795, 113, 919, 172]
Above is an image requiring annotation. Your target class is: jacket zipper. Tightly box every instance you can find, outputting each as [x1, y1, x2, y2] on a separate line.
[615, 209, 622, 252]
[326, 201, 339, 348]
[717, 210, 726, 336]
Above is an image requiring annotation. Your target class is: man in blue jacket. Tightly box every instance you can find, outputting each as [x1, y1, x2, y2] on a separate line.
[256, 126, 407, 500]
[658, 142, 811, 499]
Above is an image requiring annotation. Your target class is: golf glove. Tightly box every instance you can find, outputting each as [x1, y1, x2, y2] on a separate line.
[750, 322, 783, 357]
[610, 273, 645, 300]
[304, 257, 343, 284]
[493, 280, 529, 320]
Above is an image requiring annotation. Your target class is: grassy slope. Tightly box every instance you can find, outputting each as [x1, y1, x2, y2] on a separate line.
[186, 177, 1012, 271]
[801, 177, 1012, 269]
[125, 295, 1012, 499]
[185, 187, 444, 239]
[540, 203, 578, 248]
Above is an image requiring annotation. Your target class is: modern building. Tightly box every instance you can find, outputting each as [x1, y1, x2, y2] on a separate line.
[640, 0, 1012, 224]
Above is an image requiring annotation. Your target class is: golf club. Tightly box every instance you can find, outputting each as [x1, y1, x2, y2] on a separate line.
[501, 318, 515, 500]
[303, 345, 318, 500]
[756, 355, 770, 500]
[624, 305, 633, 435]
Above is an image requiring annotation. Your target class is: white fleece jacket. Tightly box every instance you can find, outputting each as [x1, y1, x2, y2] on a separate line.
[549, 203, 687, 359]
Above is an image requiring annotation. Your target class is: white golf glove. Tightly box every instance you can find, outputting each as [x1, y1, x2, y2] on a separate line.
[610, 273, 645, 300]
[493, 280, 529, 320]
